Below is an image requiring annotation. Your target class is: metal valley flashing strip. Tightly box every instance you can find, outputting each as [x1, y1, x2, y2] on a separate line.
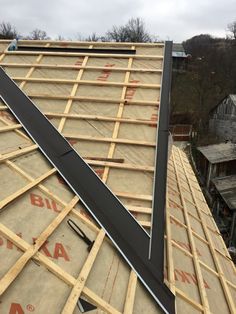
[149, 41, 173, 276]
[0, 51, 175, 313]
[16, 45, 137, 55]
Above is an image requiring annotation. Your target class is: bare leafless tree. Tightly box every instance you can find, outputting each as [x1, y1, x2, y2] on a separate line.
[227, 20, 236, 39]
[106, 18, 152, 42]
[0, 22, 19, 39]
[56, 35, 66, 41]
[27, 28, 50, 40]
[85, 33, 100, 42]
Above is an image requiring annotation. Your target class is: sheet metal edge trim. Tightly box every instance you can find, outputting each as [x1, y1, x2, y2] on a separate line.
[149, 41, 174, 282]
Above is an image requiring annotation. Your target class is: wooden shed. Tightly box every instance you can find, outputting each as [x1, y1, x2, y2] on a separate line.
[0, 39, 235, 314]
[209, 95, 236, 143]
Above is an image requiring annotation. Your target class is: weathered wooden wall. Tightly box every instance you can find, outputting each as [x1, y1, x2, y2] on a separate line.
[209, 95, 236, 143]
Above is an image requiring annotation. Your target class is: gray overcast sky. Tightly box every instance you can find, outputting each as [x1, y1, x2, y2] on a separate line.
[1, 0, 236, 42]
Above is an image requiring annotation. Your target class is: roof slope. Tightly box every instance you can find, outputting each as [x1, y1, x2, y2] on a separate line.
[0, 40, 235, 314]
[212, 175, 236, 211]
[229, 94, 236, 105]
[197, 142, 236, 164]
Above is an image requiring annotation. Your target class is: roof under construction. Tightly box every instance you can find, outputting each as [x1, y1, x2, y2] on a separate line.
[0, 39, 235, 314]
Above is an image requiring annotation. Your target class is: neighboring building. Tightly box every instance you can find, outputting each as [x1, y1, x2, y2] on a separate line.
[172, 43, 188, 71]
[212, 175, 236, 248]
[169, 124, 192, 141]
[196, 142, 236, 189]
[169, 124, 192, 149]
[209, 94, 236, 143]
[196, 143, 236, 260]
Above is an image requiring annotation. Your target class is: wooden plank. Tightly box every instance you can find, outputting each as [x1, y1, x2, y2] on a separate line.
[172, 151, 211, 313]
[82, 287, 122, 314]
[5, 159, 100, 236]
[102, 46, 140, 314]
[16, 40, 164, 47]
[85, 159, 154, 172]
[1, 62, 162, 73]
[0, 222, 120, 313]
[57, 45, 93, 133]
[115, 191, 152, 201]
[0, 124, 22, 132]
[0, 167, 56, 210]
[28, 94, 159, 106]
[19, 42, 51, 90]
[175, 288, 204, 312]
[61, 229, 106, 313]
[0, 196, 79, 295]
[12, 76, 161, 89]
[123, 271, 138, 314]
[5, 51, 164, 59]
[177, 149, 236, 313]
[0, 144, 38, 163]
[0, 41, 164, 314]
[63, 133, 156, 147]
[0, 116, 30, 141]
[44, 111, 157, 126]
[166, 188, 176, 293]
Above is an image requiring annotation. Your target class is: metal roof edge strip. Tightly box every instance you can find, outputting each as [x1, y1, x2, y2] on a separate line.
[149, 41, 173, 277]
[16, 45, 137, 54]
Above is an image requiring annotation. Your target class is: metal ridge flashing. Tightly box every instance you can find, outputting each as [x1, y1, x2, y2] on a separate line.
[16, 45, 136, 55]
[149, 41, 173, 277]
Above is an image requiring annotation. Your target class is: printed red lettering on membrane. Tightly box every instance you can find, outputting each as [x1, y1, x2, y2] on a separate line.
[9, 303, 24, 314]
[164, 267, 210, 289]
[68, 139, 78, 146]
[75, 59, 83, 66]
[170, 216, 184, 228]
[53, 243, 70, 261]
[57, 175, 66, 185]
[30, 193, 60, 212]
[0, 111, 16, 123]
[97, 63, 115, 81]
[149, 113, 158, 127]
[125, 79, 140, 100]
[95, 168, 104, 178]
[174, 269, 210, 289]
[0, 233, 70, 262]
[173, 239, 202, 256]
[174, 269, 191, 284]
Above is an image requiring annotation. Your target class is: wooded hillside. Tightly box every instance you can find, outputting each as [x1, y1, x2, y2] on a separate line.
[171, 35, 236, 137]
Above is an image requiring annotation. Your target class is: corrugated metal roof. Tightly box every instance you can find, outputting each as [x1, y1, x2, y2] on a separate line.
[172, 43, 187, 58]
[212, 175, 236, 211]
[197, 142, 236, 164]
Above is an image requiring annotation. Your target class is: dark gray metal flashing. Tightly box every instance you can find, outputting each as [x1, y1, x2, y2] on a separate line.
[0, 41, 175, 313]
[149, 41, 173, 279]
[16, 45, 136, 55]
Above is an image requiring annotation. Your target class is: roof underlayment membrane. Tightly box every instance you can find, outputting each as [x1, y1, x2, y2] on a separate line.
[0, 40, 235, 314]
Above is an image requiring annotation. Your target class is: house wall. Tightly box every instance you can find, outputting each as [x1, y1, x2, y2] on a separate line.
[196, 151, 236, 191]
[209, 96, 236, 143]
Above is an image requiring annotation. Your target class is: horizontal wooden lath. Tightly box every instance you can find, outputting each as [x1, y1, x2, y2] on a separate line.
[1, 62, 163, 73]
[12, 76, 161, 88]
[6, 50, 164, 59]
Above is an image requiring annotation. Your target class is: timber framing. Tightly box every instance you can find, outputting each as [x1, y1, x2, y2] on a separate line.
[0, 39, 235, 314]
[0, 39, 175, 313]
